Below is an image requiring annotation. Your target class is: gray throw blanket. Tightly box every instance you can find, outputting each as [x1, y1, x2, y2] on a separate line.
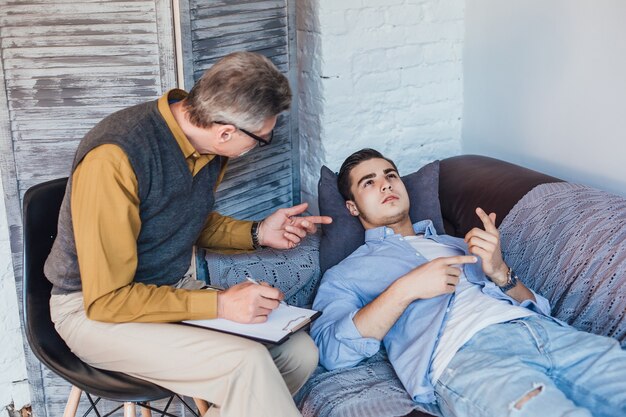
[500, 182, 626, 346]
[295, 351, 422, 417]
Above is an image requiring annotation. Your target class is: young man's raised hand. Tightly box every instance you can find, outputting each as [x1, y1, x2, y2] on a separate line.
[464, 207, 509, 286]
[464, 207, 536, 302]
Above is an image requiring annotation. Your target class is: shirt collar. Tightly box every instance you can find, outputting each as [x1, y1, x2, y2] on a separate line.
[364, 219, 439, 242]
[157, 88, 206, 160]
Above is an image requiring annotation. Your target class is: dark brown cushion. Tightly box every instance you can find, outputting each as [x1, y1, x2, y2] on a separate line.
[439, 155, 562, 237]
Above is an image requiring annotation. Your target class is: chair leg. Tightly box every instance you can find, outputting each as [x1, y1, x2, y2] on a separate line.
[193, 398, 210, 415]
[140, 403, 152, 417]
[63, 386, 82, 417]
[123, 402, 136, 417]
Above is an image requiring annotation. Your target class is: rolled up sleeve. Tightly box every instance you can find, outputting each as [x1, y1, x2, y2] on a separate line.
[311, 270, 381, 370]
[521, 289, 552, 316]
[483, 280, 552, 317]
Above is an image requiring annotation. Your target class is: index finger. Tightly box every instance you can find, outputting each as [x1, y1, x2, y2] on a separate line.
[257, 285, 284, 301]
[298, 215, 333, 225]
[439, 255, 478, 265]
[282, 203, 308, 217]
[475, 207, 497, 233]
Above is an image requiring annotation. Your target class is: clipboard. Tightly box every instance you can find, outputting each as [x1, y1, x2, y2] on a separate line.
[183, 304, 322, 345]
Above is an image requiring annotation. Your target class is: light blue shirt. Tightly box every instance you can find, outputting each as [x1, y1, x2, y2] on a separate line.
[311, 220, 552, 404]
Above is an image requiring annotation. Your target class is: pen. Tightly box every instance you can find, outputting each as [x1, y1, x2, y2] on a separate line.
[246, 277, 287, 306]
[202, 284, 225, 291]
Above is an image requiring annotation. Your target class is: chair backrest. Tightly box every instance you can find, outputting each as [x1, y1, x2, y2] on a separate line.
[22, 177, 68, 373]
[22, 177, 170, 401]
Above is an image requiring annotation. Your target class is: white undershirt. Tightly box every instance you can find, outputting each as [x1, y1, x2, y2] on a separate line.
[403, 235, 534, 383]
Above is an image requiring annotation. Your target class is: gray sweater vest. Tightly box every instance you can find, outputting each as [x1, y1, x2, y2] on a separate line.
[45, 100, 222, 294]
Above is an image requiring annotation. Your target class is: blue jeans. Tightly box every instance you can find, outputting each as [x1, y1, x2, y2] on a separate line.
[196, 247, 210, 283]
[434, 315, 626, 417]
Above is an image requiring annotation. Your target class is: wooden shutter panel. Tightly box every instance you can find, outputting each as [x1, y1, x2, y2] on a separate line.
[1, 0, 176, 199]
[179, 0, 300, 220]
[0, 1, 175, 415]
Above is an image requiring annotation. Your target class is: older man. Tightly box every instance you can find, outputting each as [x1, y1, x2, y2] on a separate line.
[46, 52, 330, 417]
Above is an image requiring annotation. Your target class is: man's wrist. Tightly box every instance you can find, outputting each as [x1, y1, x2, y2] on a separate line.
[497, 267, 519, 293]
[216, 292, 224, 319]
[489, 264, 510, 287]
[393, 275, 420, 306]
[251, 220, 264, 249]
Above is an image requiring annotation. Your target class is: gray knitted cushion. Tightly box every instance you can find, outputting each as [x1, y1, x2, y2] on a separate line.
[203, 234, 321, 307]
[500, 183, 626, 346]
[295, 351, 423, 417]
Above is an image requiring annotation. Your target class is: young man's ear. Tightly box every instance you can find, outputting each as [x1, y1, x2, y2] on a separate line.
[345, 200, 359, 217]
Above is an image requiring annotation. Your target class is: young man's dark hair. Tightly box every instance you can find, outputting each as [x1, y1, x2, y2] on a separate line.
[337, 148, 399, 200]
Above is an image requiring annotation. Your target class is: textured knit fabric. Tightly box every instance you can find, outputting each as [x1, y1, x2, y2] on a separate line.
[204, 234, 321, 308]
[500, 182, 626, 346]
[295, 351, 429, 417]
[46, 99, 222, 294]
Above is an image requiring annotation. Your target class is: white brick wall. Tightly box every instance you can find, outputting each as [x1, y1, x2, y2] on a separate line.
[298, 0, 465, 213]
[0, 175, 30, 411]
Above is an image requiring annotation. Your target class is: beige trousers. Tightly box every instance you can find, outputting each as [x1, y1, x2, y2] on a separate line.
[50, 292, 318, 417]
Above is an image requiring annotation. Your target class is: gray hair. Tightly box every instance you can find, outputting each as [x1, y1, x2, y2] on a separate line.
[184, 52, 291, 131]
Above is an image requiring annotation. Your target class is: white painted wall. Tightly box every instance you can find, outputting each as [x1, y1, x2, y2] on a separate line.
[0, 175, 30, 411]
[463, 0, 626, 197]
[298, 0, 465, 213]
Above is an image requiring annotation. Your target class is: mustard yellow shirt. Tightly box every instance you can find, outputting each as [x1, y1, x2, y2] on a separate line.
[72, 90, 253, 323]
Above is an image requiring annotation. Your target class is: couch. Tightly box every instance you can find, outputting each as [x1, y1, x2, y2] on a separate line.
[205, 154, 626, 417]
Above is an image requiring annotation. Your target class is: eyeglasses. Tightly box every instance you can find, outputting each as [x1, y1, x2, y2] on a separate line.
[213, 121, 273, 147]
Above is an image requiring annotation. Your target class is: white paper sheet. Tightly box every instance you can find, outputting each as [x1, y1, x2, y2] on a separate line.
[183, 304, 319, 343]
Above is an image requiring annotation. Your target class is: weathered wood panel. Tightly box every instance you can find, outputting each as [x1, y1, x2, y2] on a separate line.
[1, 0, 299, 415]
[231, 190, 293, 220]
[181, 0, 300, 220]
[0, 31, 46, 417]
[0, 1, 176, 415]
[219, 175, 292, 213]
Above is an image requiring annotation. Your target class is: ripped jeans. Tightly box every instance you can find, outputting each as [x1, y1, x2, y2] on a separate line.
[433, 315, 626, 417]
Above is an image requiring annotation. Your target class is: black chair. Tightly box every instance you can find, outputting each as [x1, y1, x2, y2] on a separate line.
[22, 178, 207, 417]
